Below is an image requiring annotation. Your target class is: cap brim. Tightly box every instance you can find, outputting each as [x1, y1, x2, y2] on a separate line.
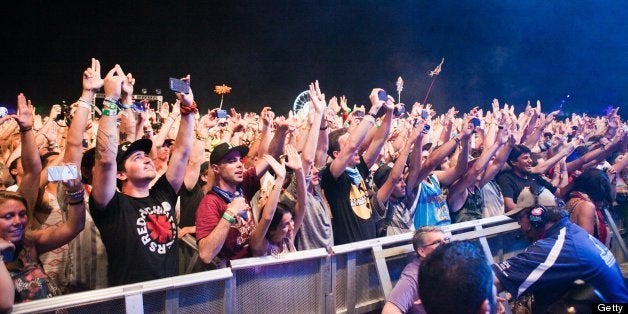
[118, 139, 153, 166]
[212, 144, 250, 165]
[504, 205, 527, 217]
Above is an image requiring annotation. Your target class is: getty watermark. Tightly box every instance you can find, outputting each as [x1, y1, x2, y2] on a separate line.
[594, 303, 627, 314]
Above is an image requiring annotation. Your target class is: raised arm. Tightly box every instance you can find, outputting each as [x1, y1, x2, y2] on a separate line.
[377, 125, 421, 205]
[249, 155, 286, 256]
[329, 88, 385, 179]
[33, 170, 85, 253]
[91, 65, 124, 208]
[362, 98, 394, 168]
[64, 58, 103, 166]
[532, 141, 575, 174]
[314, 108, 332, 168]
[435, 119, 474, 187]
[256, 107, 274, 159]
[255, 118, 289, 178]
[405, 119, 427, 194]
[165, 75, 196, 193]
[448, 131, 504, 212]
[301, 81, 325, 175]
[183, 135, 205, 191]
[14, 94, 40, 212]
[284, 145, 307, 236]
[479, 131, 515, 187]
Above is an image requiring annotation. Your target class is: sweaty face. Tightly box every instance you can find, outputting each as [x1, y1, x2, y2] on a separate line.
[0, 199, 28, 243]
[120, 151, 156, 182]
[215, 151, 245, 185]
[511, 153, 533, 174]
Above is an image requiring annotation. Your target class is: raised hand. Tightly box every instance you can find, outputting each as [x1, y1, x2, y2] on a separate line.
[83, 58, 104, 92]
[263, 154, 286, 179]
[158, 102, 170, 120]
[283, 144, 302, 171]
[308, 80, 326, 113]
[368, 88, 386, 114]
[339, 95, 348, 111]
[103, 65, 125, 100]
[117, 66, 135, 98]
[13, 93, 35, 130]
[260, 107, 274, 127]
[174, 75, 194, 107]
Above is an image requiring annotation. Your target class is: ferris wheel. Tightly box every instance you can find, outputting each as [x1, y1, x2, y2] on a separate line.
[293, 90, 310, 115]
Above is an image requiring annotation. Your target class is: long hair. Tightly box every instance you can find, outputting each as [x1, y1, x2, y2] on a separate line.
[266, 203, 293, 241]
[572, 168, 613, 207]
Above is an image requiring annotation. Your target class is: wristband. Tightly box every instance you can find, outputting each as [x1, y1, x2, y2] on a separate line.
[78, 98, 92, 108]
[119, 103, 132, 110]
[319, 125, 328, 131]
[68, 198, 84, 206]
[222, 212, 236, 224]
[19, 126, 33, 133]
[453, 136, 461, 145]
[104, 97, 119, 104]
[363, 114, 376, 124]
[101, 108, 118, 116]
[66, 189, 85, 201]
[180, 101, 198, 115]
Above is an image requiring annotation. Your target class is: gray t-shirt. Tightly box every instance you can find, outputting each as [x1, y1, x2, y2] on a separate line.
[372, 192, 415, 236]
[280, 176, 334, 250]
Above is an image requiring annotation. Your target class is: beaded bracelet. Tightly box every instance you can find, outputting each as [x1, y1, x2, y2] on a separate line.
[66, 189, 85, 201]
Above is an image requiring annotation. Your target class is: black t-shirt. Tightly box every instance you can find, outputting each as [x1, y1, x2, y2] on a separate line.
[179, 181, 205, 228]
[320, 156, 379, 245]
[89, 175, 179, 286]
[495, 170, 556, 202]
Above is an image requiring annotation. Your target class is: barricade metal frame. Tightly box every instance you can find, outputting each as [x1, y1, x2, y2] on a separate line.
[12, 216, 523, 314]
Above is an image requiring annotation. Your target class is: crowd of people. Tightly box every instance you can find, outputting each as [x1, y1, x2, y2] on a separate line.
[0, 58, 627, 312]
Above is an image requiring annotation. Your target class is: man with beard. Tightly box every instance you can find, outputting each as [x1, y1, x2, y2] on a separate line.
[90, 67, 195, 286]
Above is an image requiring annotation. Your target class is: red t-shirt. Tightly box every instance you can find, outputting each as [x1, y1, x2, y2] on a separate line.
[195, 167, 260, 265]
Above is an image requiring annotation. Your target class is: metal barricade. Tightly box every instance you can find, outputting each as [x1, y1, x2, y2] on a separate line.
[11, 215, 524, 314]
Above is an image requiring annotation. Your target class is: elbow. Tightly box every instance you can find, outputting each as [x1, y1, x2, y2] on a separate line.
[302, 155, 315, 166]
[0, 303, 13, 314]
[198, 245, 216, 265]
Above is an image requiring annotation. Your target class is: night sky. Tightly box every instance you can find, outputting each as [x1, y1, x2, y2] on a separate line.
[1, 1, 626, 116]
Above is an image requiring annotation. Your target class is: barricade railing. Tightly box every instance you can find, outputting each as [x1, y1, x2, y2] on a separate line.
[12, 215, 524, 314]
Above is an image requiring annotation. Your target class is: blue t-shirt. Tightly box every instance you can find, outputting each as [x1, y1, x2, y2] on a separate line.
[412, 175, 450, 228]
[492, 217, 628, 312]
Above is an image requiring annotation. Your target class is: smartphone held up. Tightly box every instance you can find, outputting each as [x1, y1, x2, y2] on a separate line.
[47, 164, 78, 182]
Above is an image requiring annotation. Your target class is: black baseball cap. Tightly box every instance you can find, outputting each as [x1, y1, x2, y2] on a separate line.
[117, 139, 153, 170]
[210, 142, 249, 165]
